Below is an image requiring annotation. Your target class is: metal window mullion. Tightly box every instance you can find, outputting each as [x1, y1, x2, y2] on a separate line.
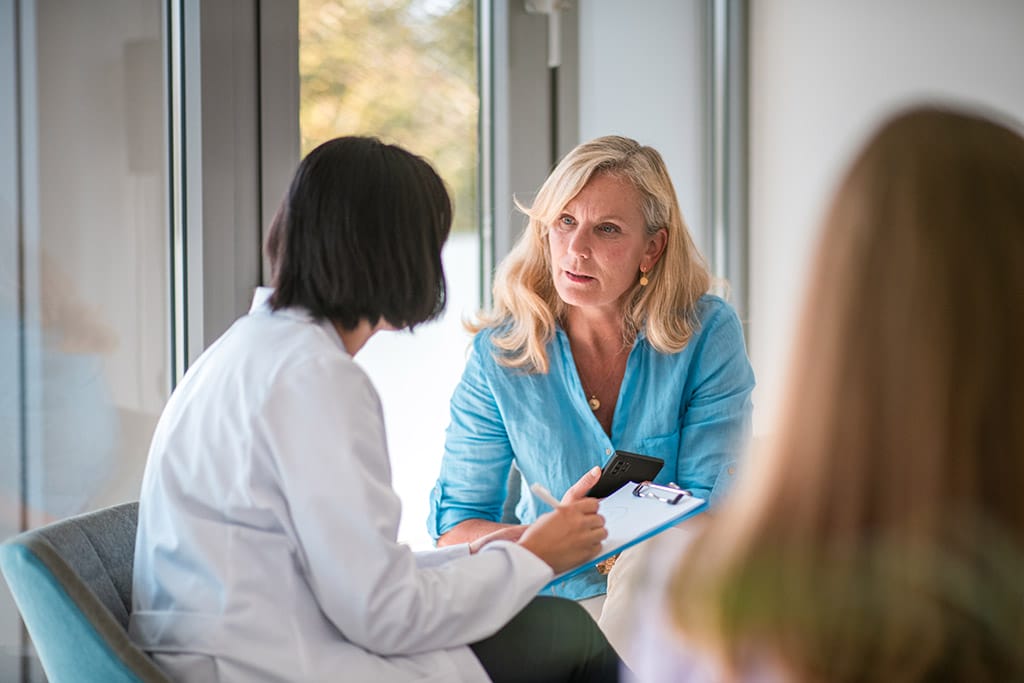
[710, 0, 726, 278]
[709, 0, 748, 330]
[257, 0, 299, 286]
[2, 0, 25, 536]
[16, 0, 45, 531]
[478, 0, 495, 308]
[169, 0, 187, 388]
[726, 0, 748, 330]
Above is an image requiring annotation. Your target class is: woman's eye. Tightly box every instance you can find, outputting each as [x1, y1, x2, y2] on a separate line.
[598, 224, 619, 234]
[557, 216, 575, 228]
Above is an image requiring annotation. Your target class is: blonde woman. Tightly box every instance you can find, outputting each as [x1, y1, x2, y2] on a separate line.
[630, 106, 1024, 681]
[429, 136, 755, 611]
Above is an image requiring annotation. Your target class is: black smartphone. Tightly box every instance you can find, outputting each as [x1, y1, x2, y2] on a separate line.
[585, 450, 665, 498]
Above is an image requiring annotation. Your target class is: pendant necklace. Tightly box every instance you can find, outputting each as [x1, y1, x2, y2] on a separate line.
[581, 354, 624, 412]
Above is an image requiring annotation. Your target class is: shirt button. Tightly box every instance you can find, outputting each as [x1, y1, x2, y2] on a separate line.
[728, 466, 736, 476]
[605, 448, 612, 455]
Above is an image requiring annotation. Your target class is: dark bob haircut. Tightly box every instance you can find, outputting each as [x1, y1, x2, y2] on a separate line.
[265, 136, 452, 330]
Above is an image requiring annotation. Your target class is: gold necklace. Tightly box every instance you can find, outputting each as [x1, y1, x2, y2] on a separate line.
[579, 353, 625, 412]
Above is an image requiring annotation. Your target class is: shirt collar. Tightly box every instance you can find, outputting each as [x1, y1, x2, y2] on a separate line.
[249, 286, 274, 313]
[250, 287, 311, 323]
[554, 319, 649, 343]
[248, 287, 349, 355]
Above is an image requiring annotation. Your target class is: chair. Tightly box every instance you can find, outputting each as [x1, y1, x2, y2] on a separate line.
[0, 502, 171, 682]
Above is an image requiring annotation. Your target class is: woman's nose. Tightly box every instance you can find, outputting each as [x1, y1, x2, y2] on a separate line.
[566, 225, 591, 258]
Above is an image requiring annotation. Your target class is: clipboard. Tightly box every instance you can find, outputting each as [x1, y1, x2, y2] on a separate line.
[545, 481, 706, 588]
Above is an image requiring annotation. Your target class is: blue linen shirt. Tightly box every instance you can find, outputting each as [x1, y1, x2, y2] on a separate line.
[428, 294, 755, 599]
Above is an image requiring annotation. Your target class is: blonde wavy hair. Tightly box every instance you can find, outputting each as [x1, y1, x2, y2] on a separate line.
[472, 135, 711, 373]
[667, 106, 1024, 681]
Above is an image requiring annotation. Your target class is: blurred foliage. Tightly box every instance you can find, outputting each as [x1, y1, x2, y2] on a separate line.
[299, 0, 479, 233]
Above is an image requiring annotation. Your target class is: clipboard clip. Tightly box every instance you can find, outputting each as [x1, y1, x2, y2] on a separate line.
[632, 481, 690, 505]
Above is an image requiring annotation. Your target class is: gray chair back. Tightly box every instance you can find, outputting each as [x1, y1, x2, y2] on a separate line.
[0, 502, 171, 682]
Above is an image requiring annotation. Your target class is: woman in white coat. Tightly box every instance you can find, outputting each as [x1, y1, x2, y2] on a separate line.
[130, 136, 621, 682]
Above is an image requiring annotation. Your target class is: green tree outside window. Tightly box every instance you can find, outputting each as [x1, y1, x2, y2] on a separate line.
[300, 0, 478, 234]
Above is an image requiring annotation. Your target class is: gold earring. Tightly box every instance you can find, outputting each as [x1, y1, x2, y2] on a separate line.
[639, 267, 649, 287]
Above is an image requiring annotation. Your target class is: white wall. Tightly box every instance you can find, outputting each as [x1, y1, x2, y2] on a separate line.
[748, 0, 1024, 434]
[577, 0, 710, 254]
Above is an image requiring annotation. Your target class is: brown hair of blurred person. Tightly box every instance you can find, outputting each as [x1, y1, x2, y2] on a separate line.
[666, 106, 1024, 681]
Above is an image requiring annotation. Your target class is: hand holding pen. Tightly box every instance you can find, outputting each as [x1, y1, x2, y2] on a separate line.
[516, 467, 608, 574]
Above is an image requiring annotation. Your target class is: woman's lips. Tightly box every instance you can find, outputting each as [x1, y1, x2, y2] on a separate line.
[564, 270, 596, 284]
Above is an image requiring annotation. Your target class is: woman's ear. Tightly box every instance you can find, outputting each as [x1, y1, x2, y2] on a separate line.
[643, 228, 668, 270]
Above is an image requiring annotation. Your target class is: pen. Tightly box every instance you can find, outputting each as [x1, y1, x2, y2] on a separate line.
[530, 482, 562, 509]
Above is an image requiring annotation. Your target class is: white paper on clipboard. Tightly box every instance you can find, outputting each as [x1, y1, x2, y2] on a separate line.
[545, 482, 706, 587]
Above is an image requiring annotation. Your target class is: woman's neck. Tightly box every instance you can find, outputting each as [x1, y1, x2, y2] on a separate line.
[564, 306, 627, 356]
[332, 319, 379, 356]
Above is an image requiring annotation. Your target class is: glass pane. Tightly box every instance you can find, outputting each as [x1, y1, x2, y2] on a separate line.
[299, 0, 480, 549]
[20, 0, 169, 523]
[0, 3, 20, 677]
[0, 0, 169, 673]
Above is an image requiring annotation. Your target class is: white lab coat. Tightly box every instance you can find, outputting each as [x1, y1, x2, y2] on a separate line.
[130, 289, 552, 682]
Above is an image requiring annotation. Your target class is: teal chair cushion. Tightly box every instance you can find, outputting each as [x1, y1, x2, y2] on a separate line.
[0, 503, 170, 683]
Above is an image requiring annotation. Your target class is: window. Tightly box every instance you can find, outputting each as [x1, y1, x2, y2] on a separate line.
[299, 0, 480, 549]
[0, 1, 169, 678]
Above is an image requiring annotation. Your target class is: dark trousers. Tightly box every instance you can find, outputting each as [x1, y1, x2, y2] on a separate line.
[469, 596, 622, 683]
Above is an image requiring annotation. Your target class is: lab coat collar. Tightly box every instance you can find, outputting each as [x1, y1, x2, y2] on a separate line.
[249, 287, 349, 356]
[250, 286, 274, 313]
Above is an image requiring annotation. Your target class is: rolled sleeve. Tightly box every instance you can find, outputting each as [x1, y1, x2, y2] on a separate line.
[675, 301, 755, 506]
[428, 338, 515, 539]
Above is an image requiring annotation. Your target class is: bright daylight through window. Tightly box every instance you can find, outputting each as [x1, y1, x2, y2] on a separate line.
[299, 0, 481, 549]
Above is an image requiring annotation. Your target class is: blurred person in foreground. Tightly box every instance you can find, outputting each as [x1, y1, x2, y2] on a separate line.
[131, 136, 620, 683]
[628, 105, 1024, 682]
[429, 136, 754, 635]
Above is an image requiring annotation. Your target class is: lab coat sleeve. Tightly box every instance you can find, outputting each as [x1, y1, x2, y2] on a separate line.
[675, 302, 755, 505]
[256, 354, 552, 657]
[428, 339, 516, 538]
[413, 544, 470, 569]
